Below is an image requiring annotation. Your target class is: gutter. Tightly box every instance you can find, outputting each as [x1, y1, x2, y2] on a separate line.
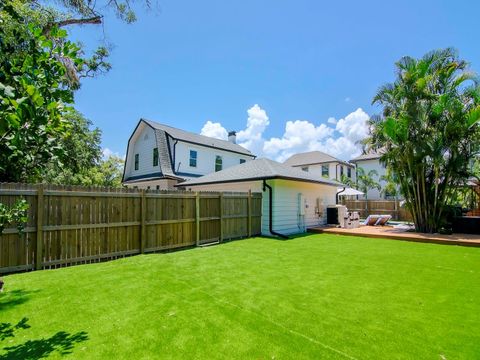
[262, 180, 289, 239]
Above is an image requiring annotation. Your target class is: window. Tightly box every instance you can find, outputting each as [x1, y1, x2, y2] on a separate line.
[156, 185, 160, 190]
[340, 166, 344, 177]
[240, 159, 246, 164]
[321, 165, 329, 177]
[134, 154, 139, 170]
[347, 167, 352, 178]
[215, 155, 223, 172]
[301, 166, 309, 172]
[189, 150, 197, 167]
[153, 148, 158, 166]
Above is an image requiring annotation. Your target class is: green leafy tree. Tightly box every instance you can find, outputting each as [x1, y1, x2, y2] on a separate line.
[379, 170, 400, 200]
[365, 48, 480, 232]
[0, 1, 110, 183]
[0, 199, 29, 235]
[42, 110, 103, 184]
[89, 155, 125, 188]
[356, 167, 381, 201]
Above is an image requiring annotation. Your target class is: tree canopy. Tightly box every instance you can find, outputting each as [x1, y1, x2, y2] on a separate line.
[365, 48, 480, 232]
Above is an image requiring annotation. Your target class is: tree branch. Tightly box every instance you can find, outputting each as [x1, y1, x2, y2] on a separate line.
[55, 16, 103, 27]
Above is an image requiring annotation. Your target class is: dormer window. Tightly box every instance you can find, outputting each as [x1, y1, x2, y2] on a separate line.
[153, 148, 158, 166]
[215, 155, 223, 172]
[240, 159, 246, 164]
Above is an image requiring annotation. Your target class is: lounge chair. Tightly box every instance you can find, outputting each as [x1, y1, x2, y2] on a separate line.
[375, 215, 391, 226]
[364, 215, 381, 226]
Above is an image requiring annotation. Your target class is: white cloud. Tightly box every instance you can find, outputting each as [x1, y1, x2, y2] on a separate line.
[327, 117, 337, 125]
[262, 108, 369, 162]
[102, 148, 124, 160]
[263, 121, 333, 162]
[344, 97, 351, 102]
[199, 106, 370, 163]
[335, 107, 369, 143]
[236, 104, 270, 155]
[200, 120, 228, 140]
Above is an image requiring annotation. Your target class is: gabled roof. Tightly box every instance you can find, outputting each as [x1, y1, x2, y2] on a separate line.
[176, 158, 342, 187]
[283, 151, 352, 167]
[142, 119, 254, 157]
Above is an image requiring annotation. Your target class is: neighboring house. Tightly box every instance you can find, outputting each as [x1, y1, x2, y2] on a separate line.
[122, 119, 255, 189]
[283, 151, 356, 183]
[350, 150, 387, 200]
[178, 158, 341, 236]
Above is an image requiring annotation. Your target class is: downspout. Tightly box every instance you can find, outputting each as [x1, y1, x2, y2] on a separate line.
[263, 180, 289, 239]
[336, 187, 346, 205]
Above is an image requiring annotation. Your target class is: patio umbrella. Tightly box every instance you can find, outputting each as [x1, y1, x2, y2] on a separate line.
[336, 187, 364, 196]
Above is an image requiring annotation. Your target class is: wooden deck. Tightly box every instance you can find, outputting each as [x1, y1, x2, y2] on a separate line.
[308, 225, 480, 247]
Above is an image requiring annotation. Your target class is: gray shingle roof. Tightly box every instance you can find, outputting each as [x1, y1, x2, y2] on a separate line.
[143, 119, 254, 156]
[177, 158, 342, 187]
[283, 151, 352, 167]
[350, 149, 384, 162]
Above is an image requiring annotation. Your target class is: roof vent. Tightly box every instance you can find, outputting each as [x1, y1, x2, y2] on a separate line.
[228, 131, 236, 144]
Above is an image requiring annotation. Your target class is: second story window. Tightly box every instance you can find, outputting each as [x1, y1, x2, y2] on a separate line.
[134, 154, 139, 170]
[321, 165, 329, 177]
[189, 150, 197, 167]
[153, 148, 159, 166]
[240, 159, 246, 164]
[215, 155, 223, 172]
[301, 167, 309, 172]
[347, 167, 352, 178]
[340, 166, 344, 177]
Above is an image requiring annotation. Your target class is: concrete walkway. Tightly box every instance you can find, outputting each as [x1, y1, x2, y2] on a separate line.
[308, 225, 480, 247]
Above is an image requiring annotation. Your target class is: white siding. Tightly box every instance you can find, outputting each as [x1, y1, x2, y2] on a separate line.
[126, 179, 178, 190]
[294, 162, 355, 182]
[186, 179, 337, 236]
[124, 124, 159, 180]
[174, 141, 252, 176]
[268, 179, 337, 235]
[354, 159, 386, 200]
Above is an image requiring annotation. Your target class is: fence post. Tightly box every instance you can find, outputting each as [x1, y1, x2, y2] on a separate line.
[247, 190, 252, 237]
[219, 193, 224, 242]
[35, 185, 44, 270]
[140, 189, 146, 254]
[195, 192, 200, 246]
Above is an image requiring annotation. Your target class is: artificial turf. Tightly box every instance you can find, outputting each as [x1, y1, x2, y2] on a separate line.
[1, 234, 479, 359]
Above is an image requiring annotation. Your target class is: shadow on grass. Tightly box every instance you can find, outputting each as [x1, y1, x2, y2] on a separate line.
[0, 289, 39, 312]
[0, 318, 30, 341]
[0, 318, 88, 360]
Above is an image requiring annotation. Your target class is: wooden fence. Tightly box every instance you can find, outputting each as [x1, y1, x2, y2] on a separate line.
[0, 183, 262, 274]
[340, 199, 413, 222]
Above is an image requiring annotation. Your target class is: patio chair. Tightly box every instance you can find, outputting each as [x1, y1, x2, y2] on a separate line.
[375, 215, 392, 226]
[364, 215, 381, 226]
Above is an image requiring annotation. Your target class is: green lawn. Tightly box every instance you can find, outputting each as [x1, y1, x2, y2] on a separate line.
[1, 234, 480, 359]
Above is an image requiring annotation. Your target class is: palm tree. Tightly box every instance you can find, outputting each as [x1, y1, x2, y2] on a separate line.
[365, 48, 480, 232]
[356, 167, 381, 201]
[379, 169, 400, 200]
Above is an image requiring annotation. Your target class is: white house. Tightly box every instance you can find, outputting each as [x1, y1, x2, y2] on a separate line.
[350, 150, 387, 200]
[177, 158, 341, 237]
[122, 119, 255, 189]
[283, 151, 356, 182]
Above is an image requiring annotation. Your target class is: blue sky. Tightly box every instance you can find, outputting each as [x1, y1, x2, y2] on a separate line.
[70, 0, 480, 161]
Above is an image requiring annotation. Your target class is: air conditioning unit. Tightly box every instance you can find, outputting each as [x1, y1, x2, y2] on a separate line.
[326, 205, 348, 226]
